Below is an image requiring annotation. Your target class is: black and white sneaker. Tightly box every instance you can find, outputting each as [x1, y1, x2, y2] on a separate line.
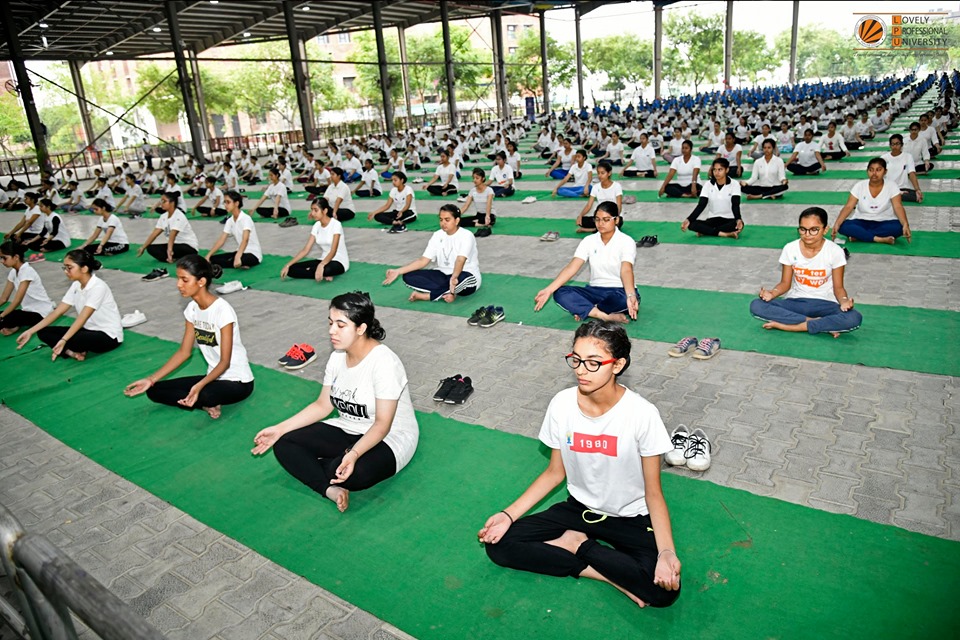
[444, 376, 474, 405]
[433, 374, 462, 402]
[142, 268, 168, 282]
[387, 224, 407, 234]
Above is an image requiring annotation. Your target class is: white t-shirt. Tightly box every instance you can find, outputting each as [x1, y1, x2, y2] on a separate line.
[155, 210, 199, 249]
[539, 386, 672, 517]
[670, 155, 701, 187]
[423, 227, 482, 285]
[573, 228, 636, 288]
[310, 218, 349, 270]
[556, 147, 575, 170]
[264, 182, 291, 213]
[605, 141, 625, 161]
[323, 344, 419, 471]
[698, 179, 741, 219]
[717, 144, 742, 167]
[61, 274, 123, 342]
[7, 263, 53, 316]
[819, 133, 847, 153]
[629, 145, 655, 171]
[567, 162, 593, 187]
[490, 164, 514, 186]
[434, 163, 459, 189]
[468, 186, 495, 216]
[324, 182, 354, 211]
[389, 185, 416, 214]
[506, 152, 521, 173]
[95, 186, 116, 208]
[880, 152, 916, 190]
[223, 212, 262, 260]
[126, 184, 146, 210]
[794, 140, 820, 166]
[313, 168, 331, 185]
[23, 206, 44, 234]
[360, 168, 381, 192]
[746, 156, 786, 187]
[183, 297, 253, 383]
[42, 212, 71, 247]
[779, 239, 846, 303]
[849, 179, 902, 222]
[97, 214, 129, 245]
[589, 181, 623, 206]
[204, 186, 224, 210]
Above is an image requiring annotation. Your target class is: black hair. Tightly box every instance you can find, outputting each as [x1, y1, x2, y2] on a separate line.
[597, 160, 613, 174]
[330, 291, 386, 340]
[681, 139, 693, 150]
[762, 139, 776, 149]
[392, 171, 407, 184]
[0, 239, 25, 260]
[176, 254, 215, 288]
[330, 167, 344, 178]
[595, 200, 619, 218]
[867, 157, 887, 170]
[472, 167, 486, 180]
[799, 206, 828, 227]
[573, 320, 631, 377]
[65, 249, 101, 272]
[495, 151, 507, 161]
[24, 192, 39, 202]
[224, 190, 243, 206]
[38, 198, 56, 210]
[269, 167, 281, 179]
[712, 157, 730, 170]
[91, 198, 114, 212]
[162, 191, 180, 205]
[205, 175, 216, 184]
[576, 148, 588, 158]
[889, 133, 904, 144]
[439, 203, 462, 219]
[311, 196, 331, 214]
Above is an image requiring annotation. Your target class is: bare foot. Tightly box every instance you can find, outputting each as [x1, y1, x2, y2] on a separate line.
[874, 235, 895, 245]
[441, 293, 455, 303]
[203, 405, 222, 419]
[830, 331, 841, 339]
[573, 314, 582, 322]
[592, 310, 630, 323]
[0, 327, 18, 336]
[324, 276, 333, 282]
[64, 349, 86, 361]
[408, 291, 430, 302]
[576, 227, 591, 234]
[718, 231, 739, 239]
[746, 194, 761, 200]
[325, 485, 350, 512]
[580, 566, 649, 607]
[545, 529, 588, 553]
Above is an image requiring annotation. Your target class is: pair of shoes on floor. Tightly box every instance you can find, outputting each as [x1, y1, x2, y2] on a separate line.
[665, 426, 712, 471]
[142, 267, 168, 282]
[121, 309, 147, 328]
[636, 235, 659, 248]
[27, 253, 45, 263]
[216, 280, 247, 294]
[279, 217, 299, 228]
[668, 336, 721, 360]
[474, 227, 492, 238]
[411, 177, 424, 184]
[521, 196, 537, 204]
[467, 305, 505, 328]
[386, 224, 407, 234]
[539, 231, 560, 242]
[433, 374, 474, 404]
[278, 343, 317, 370]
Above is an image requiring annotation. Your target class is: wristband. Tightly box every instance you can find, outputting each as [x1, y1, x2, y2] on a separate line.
[500, 510, 514, 523]
[658, 549, 676, 559]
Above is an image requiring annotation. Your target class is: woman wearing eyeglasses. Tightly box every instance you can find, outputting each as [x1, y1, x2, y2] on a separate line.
[479, 320, 681, 608]
[534, 201, 638, 323]
[750, 206, 862, 337]
[831, 157, 911, 245]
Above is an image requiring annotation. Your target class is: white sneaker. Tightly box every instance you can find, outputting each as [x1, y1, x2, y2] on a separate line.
[522, 196, 537, 204]
[685, 429, 712, 471]
[216, 280, 247, 294]
[456, 195, 467, 203]
[121, 310, 147, 328]
[665, 426, 689, 466]
[411, 177, 424, 184]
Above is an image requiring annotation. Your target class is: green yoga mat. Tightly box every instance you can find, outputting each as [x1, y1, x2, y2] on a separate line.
[0, 334, 957, 640]
[61, 249, 960, 377]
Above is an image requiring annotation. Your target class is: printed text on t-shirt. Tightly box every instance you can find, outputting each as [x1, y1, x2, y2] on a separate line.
[569, 432, 618, 456]
[793, 267, 828, 288]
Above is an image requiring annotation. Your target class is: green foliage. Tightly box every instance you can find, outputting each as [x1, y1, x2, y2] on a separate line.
[348, 31, 404, 108]
[583, 34, 652, 98]
[663, 11, 724, 92]
[0, 91, 30, 155]
[505, 29, 575, 105]
[134, 62, 183, 123]
[731, 30, 782, 84]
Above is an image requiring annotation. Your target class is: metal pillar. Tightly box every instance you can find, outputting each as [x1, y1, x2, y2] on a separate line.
[575, 7, 584, 109]
[723, 1, 733, 89]
[397, 27, 412, 129]
[654, 5, 663, 99]
[491, 10, 509, 120]
[189, 51, 211, 142]
[283, 0, 316, 148]
[539, 11, 550, 114]
[440, 0, 457, 127]
[163, 2, 205, 161]
[490, 13, 502, 118]
[0, 1, 52, 177]
[68, 60, 96, 147]
[372, 1, 396, 136]
[789, 0, 800, 83]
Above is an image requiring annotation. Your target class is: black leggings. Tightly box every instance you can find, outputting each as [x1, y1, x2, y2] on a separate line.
[741, 184, 789, 197]
[787, 162, 820, 175]
[899, 189, 919, 203]
[333, 209, 355, 222]
[623, 169, 655, 178]
[821, 151, 844, 161]
[85, 242, 129, 256]
[256, 206, 290, 218]
[486, 495, 680, 608]
[427, 184, 458, 196]
[37, 326, 121, 355]
[273, 421, 397, 497]
[687, 216, 738, 236]
[146, 243, 198, 263]
[146, 375, 253, 411]
[39, 240, 67, 252]
[663, 183, 701, 198]
[373, 210, 417, 226]
[0, 310, 43, 330]
[285, 260, 346, 279]
[459, 213, 497, 228]
[305, 185, 327, 195]
[354, 189, 382, 198]
[209, 252, 261, 268]
[197, 206, 227, 217]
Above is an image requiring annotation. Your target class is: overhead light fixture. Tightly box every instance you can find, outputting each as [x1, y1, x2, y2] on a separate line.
[303, 5, 311, 10]
[39, 21, 49, 28]
[42, 35, 49, 48]
[243, 32, 251, 37]
[106, 51, 114, 55]
[152, 27, 162, 32]
[209, 1, 219, 3]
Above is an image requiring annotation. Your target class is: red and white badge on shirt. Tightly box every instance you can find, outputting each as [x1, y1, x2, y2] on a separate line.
[569, 432, 618, 457]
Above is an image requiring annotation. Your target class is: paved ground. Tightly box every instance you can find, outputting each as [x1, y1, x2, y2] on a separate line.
[1, 130, 957, 638]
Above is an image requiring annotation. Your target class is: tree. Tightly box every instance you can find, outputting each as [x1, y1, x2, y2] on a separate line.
[505, 29, 575, 111]
[774, 26, 856, 80]
[348, 31, 404, 109]
[663, 11, 724, 93]
[134, 63, 183, 123]
[0, 91, 30, 156]
[730, 30, 782, 84]
[583, 35, 653, 100]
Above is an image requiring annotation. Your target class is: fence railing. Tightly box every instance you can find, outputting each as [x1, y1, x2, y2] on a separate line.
[0, 502, 167, 640]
